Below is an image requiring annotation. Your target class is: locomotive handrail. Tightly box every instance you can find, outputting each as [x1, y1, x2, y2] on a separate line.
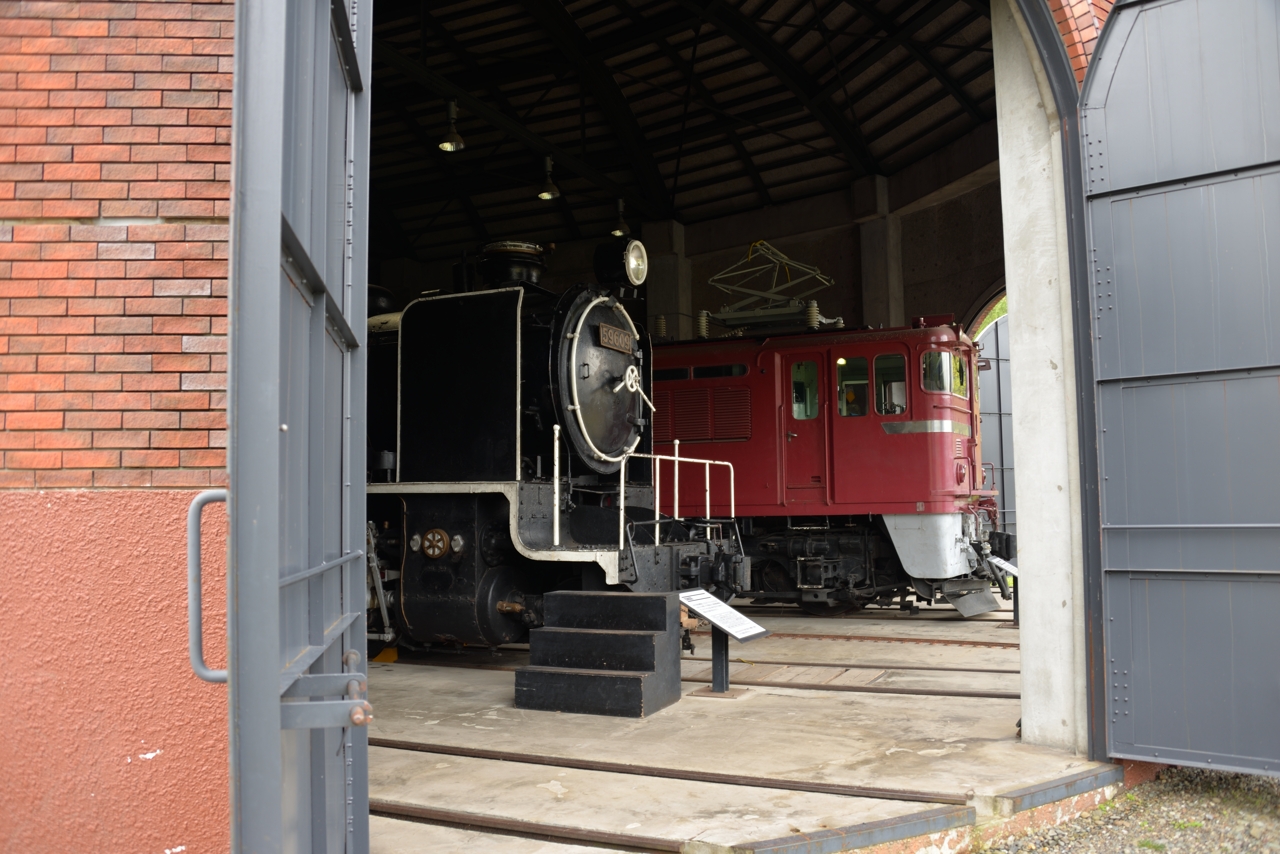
[618, 447, 735, 549]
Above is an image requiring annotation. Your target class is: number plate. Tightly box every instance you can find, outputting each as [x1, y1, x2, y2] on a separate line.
[598, 323, 634, 354]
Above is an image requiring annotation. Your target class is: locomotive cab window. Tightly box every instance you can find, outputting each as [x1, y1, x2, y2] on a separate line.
[791, 361, 819, 420]
[654, 367, 689, 382]
[922, 351, 969, 398]
[836, 357, 868, 417]
[875, 354, 907, 415]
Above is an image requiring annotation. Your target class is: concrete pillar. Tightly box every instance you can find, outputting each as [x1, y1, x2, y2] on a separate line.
[992, 0, 1088, 753]
[640, 220, 692, 339]
[858, 176, 904, 328]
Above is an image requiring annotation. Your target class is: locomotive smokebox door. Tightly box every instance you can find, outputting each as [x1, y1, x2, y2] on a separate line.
[553, 288, 647, 474]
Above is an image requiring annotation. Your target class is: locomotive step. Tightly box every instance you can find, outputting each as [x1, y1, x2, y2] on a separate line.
[543, 590, 678, 632]
[514, 665, 681, 718]
[528, 627, 675, 672]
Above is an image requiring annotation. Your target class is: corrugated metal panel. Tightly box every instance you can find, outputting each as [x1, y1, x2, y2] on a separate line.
[653, 390, 673, 443]
[672, 388, 713, 441]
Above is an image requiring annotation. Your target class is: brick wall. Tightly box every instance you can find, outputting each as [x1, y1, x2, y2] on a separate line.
[1049, 0, 1112, 85]
[0, 0, 233, 489]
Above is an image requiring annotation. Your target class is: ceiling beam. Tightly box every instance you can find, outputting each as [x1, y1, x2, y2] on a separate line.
[372, 38, 665, 220]
[675, 0, 880, 176]
[813, 0, 956, 102]
[520, 0, 673, 218]
[838, 0, 985, 122]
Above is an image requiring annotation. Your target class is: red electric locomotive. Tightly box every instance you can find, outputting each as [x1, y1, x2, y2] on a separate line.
[651, 319, 1016, 617]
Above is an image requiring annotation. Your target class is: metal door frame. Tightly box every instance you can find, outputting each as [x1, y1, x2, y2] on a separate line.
[222, 0, 372, 849]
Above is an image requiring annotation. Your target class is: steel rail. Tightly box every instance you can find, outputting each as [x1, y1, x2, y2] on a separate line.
[679, 674, 1019, 700]
[369, 799, 682, 852]
[394, 657, 1018, 700]
[683, 655, 1020, 675]
[688, 629, 1020, 649]
[368, 738, 967, 805]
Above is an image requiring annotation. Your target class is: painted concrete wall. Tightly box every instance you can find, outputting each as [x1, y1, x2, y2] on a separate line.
[901, 180, 1005, 324]
[991, 0, 1089, 753]
[0, 490, 229, 853]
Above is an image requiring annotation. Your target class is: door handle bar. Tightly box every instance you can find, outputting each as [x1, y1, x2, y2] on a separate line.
[187, 488, 228, 683]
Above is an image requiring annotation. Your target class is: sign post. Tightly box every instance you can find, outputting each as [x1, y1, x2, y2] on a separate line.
[679, 589, 770, 696]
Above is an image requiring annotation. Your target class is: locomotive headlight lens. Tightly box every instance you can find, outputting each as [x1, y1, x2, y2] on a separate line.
[624, 239, 648, 286]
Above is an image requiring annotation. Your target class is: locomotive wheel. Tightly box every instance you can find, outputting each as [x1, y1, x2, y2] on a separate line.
[421, 528, 450, 559]
[800, 600, 862, 617]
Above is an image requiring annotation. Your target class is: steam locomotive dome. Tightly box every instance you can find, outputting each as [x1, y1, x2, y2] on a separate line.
[554, 287, 645, 474]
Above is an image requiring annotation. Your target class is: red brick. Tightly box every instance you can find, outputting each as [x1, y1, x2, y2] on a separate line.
[91, 469, 148, 486]
[34, 430, 91, 450]
[153, 315, 208, 334]
[44, 200, 102, 217]
[17, 71, 75, 90]
[186, 143, 227, 162]
[69, 224, 127, 241]
[65, 334, 122, 353]
[13, 223, 68, 242]
[40, 242, 96, 262]
[150, 391, 207, 410]
[123, 410, 178, 430]
[0, 317, 38, 335]
[180, 448, 223, 467]
[135, 71, 190, 89]
[161, 55, 218, 73]
[101, 162, 155, 181]
[37, 280, 95, 298]
[65, 372, 122, 391]
[155, 241, 212, 259]
[37, 354, 93, 372]
[153, 352, 206, 371]
[10, 298, 66, 317]
[124, 298, 182, 318]
[63, 449, 121, 468]
[163, 90, 215, 109]
[0, 431, 35, 449]
[150, 429, 207, 448]
[122, 372, 178, 391]
[128, 223, 183, 241]
[100, 199, 156, 216]
[0, 200, 41, 218]
[184, 180, 226, 199]
[158, 199, 213, 217]
[35, 391, 91, 410]
[7, 450, 61, 468]
[136, 38, 193, 56]
[77, 72, 136, 89]
[95, 278, 152, 297]
[35, 469, 93, 487]
[7, 372, 64, 392]
[45, 162, 101, 181]
[181, 297, 226, 316]
[188, 108, 228, 126]
[92, 430, 149, 448]
[133, 108, 187, 126]
[71, 181, 128, 199]
[50, 90, 108, 109]
[107, 89, 161, 108]
[181, 372, 223, 391]
[99, 241, 155, 260]
[74, 144, 131, 162]
[0, 90, 50, 109]
[0, 20, 53, 38]
[124, 334, 180, 353]
[154, 279, 209, 296]
[95, 316, 150, 334]
[0, 164, 42, 181]
[152, 468, 215, 487]
[8, 336, 66, 354]
[105, 126, 159, 144]
[0, 282, 38, 299]
[6, 411, 62, 430]
[130, 143, 185, 161]
[96, 353, 151, 372]
[0, 55, 51, 74]
[192, 39, 231, 57]
[185, 223, 228, 242]
[93, 391, 151, 410]
[51, 55, 107, 73]
[35, 316, 93, 335]
[68, 298, 124, 316]
[0, 470, 36, 487]
[0, 392, 35, 410]
[106, 57, 163, 75]
[0, 242, 40, 260]
[66, 413, 124, 432]
[181, 410, 225, 429]
[159, 125, 213, 144]
[16, 180, 71, 199]
[123, 448, 178, 467]
[129, 180, 185, 199]
[0, 355, 37, 372]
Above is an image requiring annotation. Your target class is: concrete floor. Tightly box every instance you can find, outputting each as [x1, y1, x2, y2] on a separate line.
[366, 603, 1107, 853]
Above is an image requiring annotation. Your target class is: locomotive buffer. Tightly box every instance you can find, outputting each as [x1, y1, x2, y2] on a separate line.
[679, 589, 770, 696]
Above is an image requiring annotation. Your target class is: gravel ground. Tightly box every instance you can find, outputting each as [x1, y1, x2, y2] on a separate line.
[985, 768, 1280, 853]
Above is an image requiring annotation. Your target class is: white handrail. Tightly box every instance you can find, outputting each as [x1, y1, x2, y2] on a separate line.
[618, 451, 736, 550]
[552, 423, 561, 546]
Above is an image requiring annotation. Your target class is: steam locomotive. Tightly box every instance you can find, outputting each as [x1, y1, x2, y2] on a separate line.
[363, 239, 744, 674]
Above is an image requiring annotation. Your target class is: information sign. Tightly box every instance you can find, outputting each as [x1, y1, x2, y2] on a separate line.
[678, 589, 771, 642]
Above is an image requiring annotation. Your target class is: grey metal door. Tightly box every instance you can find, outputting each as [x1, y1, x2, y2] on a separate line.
[977, 315, 1015, 541]
[1083, 0, 1280, 775]
[188, 0, 372, 850]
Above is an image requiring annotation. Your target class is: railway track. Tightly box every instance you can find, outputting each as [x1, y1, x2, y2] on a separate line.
[396, 655, 1019, 700]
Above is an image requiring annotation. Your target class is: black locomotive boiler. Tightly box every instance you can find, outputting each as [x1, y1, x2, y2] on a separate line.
[363, 239, 744, 716]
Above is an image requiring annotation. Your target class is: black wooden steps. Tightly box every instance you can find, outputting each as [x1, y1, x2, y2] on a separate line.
[514, 591, 681, 718]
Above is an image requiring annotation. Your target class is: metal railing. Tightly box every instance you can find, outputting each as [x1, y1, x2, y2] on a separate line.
[618, 440, 736, 549]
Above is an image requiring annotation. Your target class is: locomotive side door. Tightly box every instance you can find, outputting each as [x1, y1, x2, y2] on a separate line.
[781, 352, 828, 504]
